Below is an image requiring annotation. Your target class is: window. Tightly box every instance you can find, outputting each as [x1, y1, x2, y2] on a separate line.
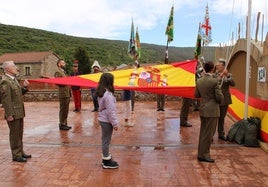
[25, 66, 31, 76]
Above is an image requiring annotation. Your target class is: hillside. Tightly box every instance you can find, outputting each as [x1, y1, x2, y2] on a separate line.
[0, 23, 216, 66]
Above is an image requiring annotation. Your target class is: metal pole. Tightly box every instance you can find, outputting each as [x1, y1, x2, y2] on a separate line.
[165, 40, 169, 64]
[244, 0, 252, 120]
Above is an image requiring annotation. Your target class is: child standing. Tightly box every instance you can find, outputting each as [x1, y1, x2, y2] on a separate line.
[95, 73, 119, 169]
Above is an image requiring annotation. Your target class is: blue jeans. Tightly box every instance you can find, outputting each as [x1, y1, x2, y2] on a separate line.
[91, 88, 99, 110]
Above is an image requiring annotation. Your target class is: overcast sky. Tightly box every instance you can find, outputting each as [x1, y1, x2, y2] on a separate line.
[0, 0, 267, 47]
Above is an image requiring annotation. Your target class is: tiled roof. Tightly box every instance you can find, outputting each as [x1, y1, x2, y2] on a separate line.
[0, 51, 58, 63]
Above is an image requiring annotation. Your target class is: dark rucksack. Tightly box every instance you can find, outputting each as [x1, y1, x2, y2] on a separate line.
[244, 117, 261, 147]
[227, 117, 261, 147]
[233, 120, 248, 145]
[227, 120, 244, 142]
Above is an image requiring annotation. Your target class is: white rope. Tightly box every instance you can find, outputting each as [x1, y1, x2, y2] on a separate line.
[220, 0, 236, 88]
[239, 0, 244, 38]
[224, 0, 236, 67]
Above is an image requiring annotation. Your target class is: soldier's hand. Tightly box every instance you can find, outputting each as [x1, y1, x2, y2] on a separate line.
[23, 80, 30, 87]
[7, 116, 14, 121]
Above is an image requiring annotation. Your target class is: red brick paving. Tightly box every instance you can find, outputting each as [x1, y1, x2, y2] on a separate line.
[0, 99, 267, 186]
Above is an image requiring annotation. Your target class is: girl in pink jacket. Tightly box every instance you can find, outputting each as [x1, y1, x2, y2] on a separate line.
[95, 73, 119, 169]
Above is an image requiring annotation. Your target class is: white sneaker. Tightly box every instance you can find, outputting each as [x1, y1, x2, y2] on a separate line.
[124, 121, 134, 127]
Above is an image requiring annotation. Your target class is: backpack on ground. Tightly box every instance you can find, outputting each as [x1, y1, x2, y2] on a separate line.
[227, 117, 261, 147]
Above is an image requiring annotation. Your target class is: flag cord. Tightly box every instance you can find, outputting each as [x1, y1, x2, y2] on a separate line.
[225, 0, 236, 64]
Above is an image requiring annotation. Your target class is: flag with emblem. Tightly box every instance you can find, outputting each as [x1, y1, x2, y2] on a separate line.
[201, 4, 212, 45]
[194, 23, 202, 59]
[30, 60, 197, 98]
[128, 19, 137, 59]
[135, 27, 141, 59]
[165, 6, 174, 42]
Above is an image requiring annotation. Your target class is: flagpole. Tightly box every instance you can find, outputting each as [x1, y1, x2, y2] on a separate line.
[244, 0, 251, 120]
[165, 40, 169, 64]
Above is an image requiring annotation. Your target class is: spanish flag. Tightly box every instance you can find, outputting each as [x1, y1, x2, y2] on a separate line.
[30, 60, 197, 98]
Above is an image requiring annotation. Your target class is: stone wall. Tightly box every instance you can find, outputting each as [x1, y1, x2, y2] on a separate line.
[23, 89, 180, 102]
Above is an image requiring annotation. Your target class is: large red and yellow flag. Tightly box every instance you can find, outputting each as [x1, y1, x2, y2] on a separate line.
[30, 60, 197, 98]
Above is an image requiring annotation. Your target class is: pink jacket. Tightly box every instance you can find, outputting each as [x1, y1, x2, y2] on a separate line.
[97, 91, 118, 127]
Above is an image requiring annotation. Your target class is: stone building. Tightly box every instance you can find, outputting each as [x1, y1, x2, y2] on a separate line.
[0, 51, 60, 80]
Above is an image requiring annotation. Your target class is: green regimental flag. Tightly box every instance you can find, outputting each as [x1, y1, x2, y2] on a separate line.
[194, 23, 202, 59]
[128, 19, 137, 58]
[165, 6, 174, 42]
[135, 27, 141, 59]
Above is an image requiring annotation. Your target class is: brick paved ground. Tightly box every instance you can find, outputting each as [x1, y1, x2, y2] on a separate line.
[0, 100, 267, 186]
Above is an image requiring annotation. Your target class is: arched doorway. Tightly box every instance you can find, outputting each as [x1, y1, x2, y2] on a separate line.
[228, 51, 258, 98]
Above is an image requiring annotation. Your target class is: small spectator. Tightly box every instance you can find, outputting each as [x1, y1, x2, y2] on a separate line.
[91, 60, 101, 112]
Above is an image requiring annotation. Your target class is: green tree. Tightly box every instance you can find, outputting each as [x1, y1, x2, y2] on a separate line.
[73, 46, 91, 74]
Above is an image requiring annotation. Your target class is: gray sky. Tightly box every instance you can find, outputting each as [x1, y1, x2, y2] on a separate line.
[0, 0, 267, 47]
